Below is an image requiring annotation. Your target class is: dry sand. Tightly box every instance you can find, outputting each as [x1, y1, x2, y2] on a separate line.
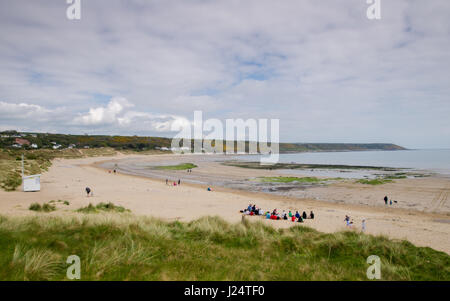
[0, 153, 449, 254]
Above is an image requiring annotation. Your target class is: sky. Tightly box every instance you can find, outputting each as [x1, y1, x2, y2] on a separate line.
[0, 0, 449, 149]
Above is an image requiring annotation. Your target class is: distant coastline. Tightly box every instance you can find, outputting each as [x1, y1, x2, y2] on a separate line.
[0, 130, 406, 153]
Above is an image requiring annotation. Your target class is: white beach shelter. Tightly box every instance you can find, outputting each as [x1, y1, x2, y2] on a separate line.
[20, 154, 41, 192]
[23, 174, 41, 192]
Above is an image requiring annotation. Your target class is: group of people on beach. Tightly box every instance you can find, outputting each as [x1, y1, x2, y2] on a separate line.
[344, 215, 366, 232]
[241, 204, 314, 223]
[384, 195, 397, 206]
[166, 179, 181, 186]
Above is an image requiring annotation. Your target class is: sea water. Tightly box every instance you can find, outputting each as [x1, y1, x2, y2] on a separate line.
[240, 149, 450, 177]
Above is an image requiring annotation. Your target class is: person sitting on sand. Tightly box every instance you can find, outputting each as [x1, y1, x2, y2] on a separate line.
[266, 212, 271, 219]
[295, 211, 300, 219]
[248, 204, 252, 212]
[297, 216, 303, 223]
[288, 211, 293, 218]
[302, 211, 307, 219]
[207, 187, 212, 191]
[283, 213, 288, 220]
[384, 196, 388, 205]
[85, 187, 91, 197]
[291, 215, 296, 222]
[309, 211, 315, 219]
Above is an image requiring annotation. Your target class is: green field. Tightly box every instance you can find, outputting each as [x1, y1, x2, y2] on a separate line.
[0, 213, 448, 281]
[153, 163, 197, 170]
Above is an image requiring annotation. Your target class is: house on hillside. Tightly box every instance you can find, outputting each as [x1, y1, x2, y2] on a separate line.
[15, 138, 30, 146]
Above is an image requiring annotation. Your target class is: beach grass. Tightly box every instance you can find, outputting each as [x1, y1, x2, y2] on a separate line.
[153, 163, 197, 170]
[29, 202, 56, 213]
[0, 214, 448, 281]
[76, 202, 130, 214]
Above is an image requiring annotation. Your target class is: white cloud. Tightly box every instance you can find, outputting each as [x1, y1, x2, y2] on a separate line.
[73, 97, 134, 125]
[73, 97, 191, 133]
[0, 101, 52, 118]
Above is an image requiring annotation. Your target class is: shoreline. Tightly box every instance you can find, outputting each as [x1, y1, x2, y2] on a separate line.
[92, 157, 447, 220]
[0, 153, 449, 254]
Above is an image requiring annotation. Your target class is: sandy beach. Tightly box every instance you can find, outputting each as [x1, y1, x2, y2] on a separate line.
[1, 153, 449, 254]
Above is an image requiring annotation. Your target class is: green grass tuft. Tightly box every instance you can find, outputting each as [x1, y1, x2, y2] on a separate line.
[356, 179, 393, 185]
[258, 176, 343, 183]
[153, 163, 197, 170]
[76, 202, 130, 214]
[29, 202, 56, 213]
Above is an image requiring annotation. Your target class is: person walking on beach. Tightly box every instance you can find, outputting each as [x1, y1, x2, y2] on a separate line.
[344, 215, 350, 227]
[384, 196, 388, 205]
[178, 179, 181, 185]
[165, 179, 168, 185]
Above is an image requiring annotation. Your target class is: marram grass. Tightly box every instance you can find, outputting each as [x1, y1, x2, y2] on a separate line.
[0, 214, 448, 281]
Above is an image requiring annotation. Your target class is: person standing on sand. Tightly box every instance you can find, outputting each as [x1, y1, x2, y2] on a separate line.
[85, 187, 91, 197]
[344, 215, 350, 227]
[362, 219, 366, 232]
[178, 179, 181, 185]
[384, 196, 388, 205]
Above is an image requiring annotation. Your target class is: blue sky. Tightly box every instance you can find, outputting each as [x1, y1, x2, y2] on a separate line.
[0, 0, 449, 148]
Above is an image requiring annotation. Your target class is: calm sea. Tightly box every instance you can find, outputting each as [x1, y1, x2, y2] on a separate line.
[240, 149, 450, 176]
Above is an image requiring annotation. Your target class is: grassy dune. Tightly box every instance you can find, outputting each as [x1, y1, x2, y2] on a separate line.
[0, 214, 448, 281]
[0, 148, 117, 191]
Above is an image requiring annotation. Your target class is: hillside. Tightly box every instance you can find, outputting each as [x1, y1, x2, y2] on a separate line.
[0, 131, 406, 152]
